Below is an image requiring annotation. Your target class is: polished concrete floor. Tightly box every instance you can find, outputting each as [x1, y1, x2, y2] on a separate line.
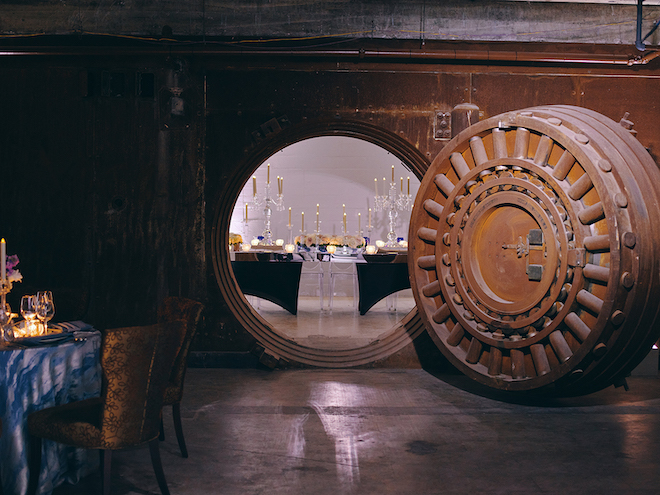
[53, 368, 660, 495]
[250, 294, 416, 350]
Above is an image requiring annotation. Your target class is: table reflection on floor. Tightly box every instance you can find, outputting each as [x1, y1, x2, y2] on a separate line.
[248, 294, 416, 350]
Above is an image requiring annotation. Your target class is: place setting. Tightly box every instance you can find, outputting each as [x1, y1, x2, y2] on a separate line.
[0, 239, 93, 349]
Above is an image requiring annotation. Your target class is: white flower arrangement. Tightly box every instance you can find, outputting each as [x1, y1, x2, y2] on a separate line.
[294, 234, 365, 250]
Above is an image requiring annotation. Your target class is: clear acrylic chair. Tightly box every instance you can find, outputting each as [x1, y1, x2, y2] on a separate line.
[300, 253, 324, 310]
[329, 255, 358, 312]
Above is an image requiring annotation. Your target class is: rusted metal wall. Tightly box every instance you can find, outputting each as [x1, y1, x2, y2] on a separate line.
[0, 1, 658, 46]
[0, 42, 658, 364]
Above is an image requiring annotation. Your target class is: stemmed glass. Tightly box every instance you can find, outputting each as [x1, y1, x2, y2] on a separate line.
[36, 291, 55, 335]
[20, 295, 38, 336]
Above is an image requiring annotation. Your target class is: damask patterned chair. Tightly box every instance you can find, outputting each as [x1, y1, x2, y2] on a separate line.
[1, 418, 4, 495]
[27, 321, 187, 495]
[157, 296, 204, 458]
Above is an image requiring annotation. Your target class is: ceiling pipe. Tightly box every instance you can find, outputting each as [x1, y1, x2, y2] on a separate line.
[0, 45, 656, 67]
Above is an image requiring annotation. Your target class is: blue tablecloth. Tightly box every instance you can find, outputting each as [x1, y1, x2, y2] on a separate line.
[0, 329, 101, 495]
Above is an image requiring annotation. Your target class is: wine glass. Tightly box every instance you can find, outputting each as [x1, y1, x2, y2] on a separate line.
[20, 295, 38, 336]
[36, 291, 55, 335]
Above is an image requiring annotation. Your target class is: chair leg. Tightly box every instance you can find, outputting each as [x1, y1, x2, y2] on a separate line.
[159, 416, 165, 441]
[100, 449, 112, 495]
[149, 438, 170, 495]
[27, 435, 42, 495]
[172, 402, 189, 458]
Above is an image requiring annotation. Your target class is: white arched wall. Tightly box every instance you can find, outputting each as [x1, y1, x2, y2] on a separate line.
[230, 136, 420, 244]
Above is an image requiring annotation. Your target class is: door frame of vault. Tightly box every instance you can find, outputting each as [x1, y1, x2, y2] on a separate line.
[211, 118, 430, 367]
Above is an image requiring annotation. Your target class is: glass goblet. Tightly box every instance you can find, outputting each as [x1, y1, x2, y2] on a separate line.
[36, 291, 55, 335]
[20, 295, 38, 337]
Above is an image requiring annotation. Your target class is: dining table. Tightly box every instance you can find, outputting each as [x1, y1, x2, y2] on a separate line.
[356, 254, 410, 315]
[231, 251, 411, 315]
[0, 322, 101, 495]
[232, 255, 304, 315]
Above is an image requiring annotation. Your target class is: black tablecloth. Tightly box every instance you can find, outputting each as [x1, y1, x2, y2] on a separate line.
[356, 262, 410, 315]
[232, 260, 303, 315]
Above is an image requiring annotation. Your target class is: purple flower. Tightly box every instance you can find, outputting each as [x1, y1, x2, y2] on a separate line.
[5, 254, 22, 283]
[6, 255, 19, 275]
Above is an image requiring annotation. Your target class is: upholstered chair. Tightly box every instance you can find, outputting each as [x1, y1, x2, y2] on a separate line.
[27, 320, 187, 495]
[157, 296, 204, 458]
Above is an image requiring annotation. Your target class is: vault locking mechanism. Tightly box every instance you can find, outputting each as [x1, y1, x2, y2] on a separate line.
[502, 228, 545, 281]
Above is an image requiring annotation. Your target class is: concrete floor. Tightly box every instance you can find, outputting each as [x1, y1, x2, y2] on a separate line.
[52, 368, 660, 495]
[251, 294, 416, 349]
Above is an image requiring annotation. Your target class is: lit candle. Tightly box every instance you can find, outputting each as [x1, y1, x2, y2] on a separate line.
[407, 176, 410, 195]
[343, 212, 347, 231]
[252, 176, 257, 196]
[302, 211, 305, 232]
[383, 177, 387, 191]
[280, 176, 284, 195]
[267, 163, 270, 184]
[288, 207, 292, 227]
[368, 208, 372, 229]
[358, 212, 361, 232]
[277, 176, 280, 194]
[391, 165, 395, 183]
[400, 177, 403, 192]
[245, 203, 248, 222]
[316, 204, 320, 230]
[374, 178, 378, 196]
[342, 204, 345, 216]
[0, 238, 5, 283]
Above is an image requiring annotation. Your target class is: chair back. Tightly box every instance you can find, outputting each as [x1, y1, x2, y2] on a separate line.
[99, 320, 187, 449]
[157, 297, 204, 399]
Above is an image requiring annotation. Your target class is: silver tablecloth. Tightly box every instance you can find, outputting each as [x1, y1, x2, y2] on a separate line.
[0, 329, 101, 495]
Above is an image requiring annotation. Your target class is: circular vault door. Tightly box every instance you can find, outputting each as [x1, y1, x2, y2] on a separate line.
[409, 105, 660, 394]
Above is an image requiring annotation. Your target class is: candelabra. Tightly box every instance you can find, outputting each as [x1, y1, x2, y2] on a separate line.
[252, 174, 284, 245]
[374, 168, 413, 247]
[0, 279, 13, 342]
[313, 220, 322, 253]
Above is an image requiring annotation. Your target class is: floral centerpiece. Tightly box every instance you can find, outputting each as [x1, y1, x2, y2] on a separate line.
[294, 234, 365, 251]
[229, 233, 243, 249]
[6, 255, 23, 284]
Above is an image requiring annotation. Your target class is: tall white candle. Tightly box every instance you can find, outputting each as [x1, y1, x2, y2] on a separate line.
[407, 176, 410, 195]
[343, 212, 347, 231]
[391, 165, 395, 183]
[253, 176, 257, 196]
[358, 212, 361, 231]
[368, 208, 372, 229]
[374, 178, 378, 196]
[245, 203, 248, 222]
[288, 207, 292, 227]
[302, 212, 305, 232]
[0, 238, 5, 282]
[400, 177, 403, 192]
[267, 163, 270, 184]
